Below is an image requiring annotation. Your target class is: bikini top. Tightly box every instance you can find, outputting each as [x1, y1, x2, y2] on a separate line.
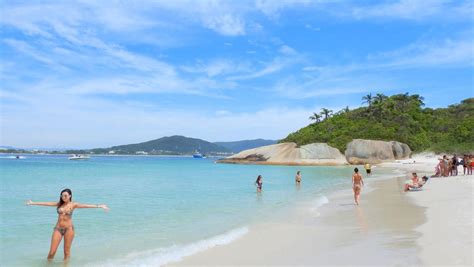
[57, 206, 74, 216]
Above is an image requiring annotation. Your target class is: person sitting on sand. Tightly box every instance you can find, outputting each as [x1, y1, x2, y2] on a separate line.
[26, 188, 109, 262]
[404, 173, 429, 191]
[255, 175, 263, 193]
[352, 168, 364, 205]
[421, 175, 429, 185]
[404, 172, 420, 192]
[295, 171, 302, 184]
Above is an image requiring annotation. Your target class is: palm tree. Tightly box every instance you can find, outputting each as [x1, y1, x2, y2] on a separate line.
[320, 108, 333, 120]
[309, 112, 321, 122]
[362, 93, 373, 107]
[373, 93, 387, 104]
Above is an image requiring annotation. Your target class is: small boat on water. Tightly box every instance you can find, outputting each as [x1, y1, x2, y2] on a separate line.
[192, 151, 205, 158]
[68, 154, 90, 160]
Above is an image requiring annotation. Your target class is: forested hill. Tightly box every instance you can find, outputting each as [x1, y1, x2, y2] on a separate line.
[281, 94, 474, 153]
[91, 135, 231, 154]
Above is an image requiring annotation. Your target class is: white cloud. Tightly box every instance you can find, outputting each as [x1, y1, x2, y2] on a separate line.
[202, 13, 246, 36]
[351, 0, 473, 21]
[228, 45, 303, 80]
[1, 87, 314, 147]
[180, 59, 250, 78]
[285, 35, 474, 99]
[278, 45, 297, 55]
[215, 110, 231, 116]
[373, 37, 474, 68]
[255, 0, 312, 18]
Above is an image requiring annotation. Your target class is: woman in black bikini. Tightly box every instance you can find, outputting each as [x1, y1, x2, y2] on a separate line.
[255, 175, 263, 193]
[26, 188, 109, 262]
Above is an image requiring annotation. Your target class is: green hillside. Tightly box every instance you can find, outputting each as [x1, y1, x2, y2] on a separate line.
[281, 94, 474, 153]
[90, 135, 231, 155]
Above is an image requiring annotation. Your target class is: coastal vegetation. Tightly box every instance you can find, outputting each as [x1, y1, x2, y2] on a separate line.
[281, 94, 474, 153]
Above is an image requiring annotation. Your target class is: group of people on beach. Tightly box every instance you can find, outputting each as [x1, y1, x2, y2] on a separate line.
[403, 154, 473, 192]
[255, 170, 303, 193]
[434, 154, 473, 177]
[255, 169, 365, 205]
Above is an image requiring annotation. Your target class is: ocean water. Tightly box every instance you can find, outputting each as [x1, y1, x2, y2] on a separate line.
[0, 154, 356, 266]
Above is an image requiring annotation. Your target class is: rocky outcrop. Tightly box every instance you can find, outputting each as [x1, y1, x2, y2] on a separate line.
[217, 142, 347, 166]
[345, 139, 411, 164]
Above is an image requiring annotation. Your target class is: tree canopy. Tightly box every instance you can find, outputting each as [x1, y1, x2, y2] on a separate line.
[281, 94, 474, 153]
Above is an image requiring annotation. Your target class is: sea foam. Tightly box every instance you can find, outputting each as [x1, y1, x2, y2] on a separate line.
[310, 195, 330, 216]
[97, 226, 249, 267]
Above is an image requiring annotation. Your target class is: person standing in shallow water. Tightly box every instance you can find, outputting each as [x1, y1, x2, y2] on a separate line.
[26, 188, 109, 262]
[255, 175, 263, 193]
[352, 168, 364, 205]
[364, 163, 371, 176]
[295, 171, 302, 185]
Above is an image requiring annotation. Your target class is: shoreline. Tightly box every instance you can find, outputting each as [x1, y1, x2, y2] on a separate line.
[170, 159, 473, 266]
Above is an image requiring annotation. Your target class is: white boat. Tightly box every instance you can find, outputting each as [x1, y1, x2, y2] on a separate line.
[68, 154, 90, 160]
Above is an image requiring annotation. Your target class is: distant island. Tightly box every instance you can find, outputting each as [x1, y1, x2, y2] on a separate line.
[0, 136, 278, 156]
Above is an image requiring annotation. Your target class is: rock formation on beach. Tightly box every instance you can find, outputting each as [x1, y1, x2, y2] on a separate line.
[344, 139, 411, 164]
[217, 142, 347, 165]
[217, 139, 412, 165]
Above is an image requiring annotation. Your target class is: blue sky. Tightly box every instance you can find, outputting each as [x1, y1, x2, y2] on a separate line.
[1, 0, 473, 148]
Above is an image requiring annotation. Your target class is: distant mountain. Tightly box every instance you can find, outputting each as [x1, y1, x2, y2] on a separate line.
[214, 139, 278, 153]
[91, 135, 231, 155]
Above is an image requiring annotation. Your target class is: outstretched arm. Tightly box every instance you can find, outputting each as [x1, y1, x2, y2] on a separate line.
[26, 200, 57, 207]
[74, 203, 109, 211]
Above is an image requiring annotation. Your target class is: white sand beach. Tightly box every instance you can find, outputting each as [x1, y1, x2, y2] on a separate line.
[171, 154, 473, 266]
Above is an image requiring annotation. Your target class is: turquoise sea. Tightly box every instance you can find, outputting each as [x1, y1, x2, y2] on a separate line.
[1, 154, 356, 266]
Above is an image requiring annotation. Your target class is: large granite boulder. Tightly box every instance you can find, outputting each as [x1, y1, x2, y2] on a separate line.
[217, 142, 347, 166]
[345, 139, 411, 164]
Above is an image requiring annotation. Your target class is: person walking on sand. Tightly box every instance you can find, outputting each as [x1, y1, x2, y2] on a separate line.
[364, 163, 372, 176]
[26, 188, 109, 262]
[295, 171, 302, 184]
[352, 168, 364, 205]
[255, 175, 263, 193]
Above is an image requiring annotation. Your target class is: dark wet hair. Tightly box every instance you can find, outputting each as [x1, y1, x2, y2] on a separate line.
[354, 168, 359, 173]
[58, 188, 72, 207]
[297, 171, 301, 174]
[255, 175, 262, 184]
